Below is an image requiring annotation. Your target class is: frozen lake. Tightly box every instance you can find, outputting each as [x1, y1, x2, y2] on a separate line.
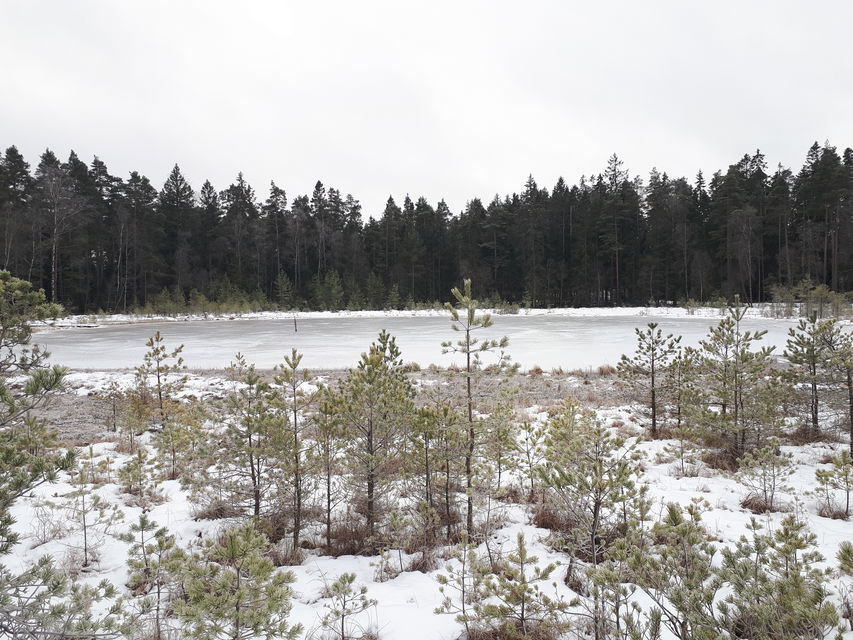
[33, 313, 799, 371]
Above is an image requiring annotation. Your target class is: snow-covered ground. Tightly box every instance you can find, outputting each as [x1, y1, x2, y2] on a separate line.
[8, 401, 853, 640]
[11, 305, 852, 637]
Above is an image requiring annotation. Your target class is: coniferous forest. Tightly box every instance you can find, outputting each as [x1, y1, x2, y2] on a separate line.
[1, 142, 851, 314]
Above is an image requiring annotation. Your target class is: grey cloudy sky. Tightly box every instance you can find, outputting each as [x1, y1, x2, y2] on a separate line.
[2, 1, 852, 216]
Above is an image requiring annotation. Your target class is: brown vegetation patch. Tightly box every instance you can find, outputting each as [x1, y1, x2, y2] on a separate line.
[787, 425, 830, 445]
[597, 364, 616, 376]
[817, 503, 849, 520]
[328, 522, 370, 556]
[493, 485, 524, 504]
[532, 504, 574, 533]
[406, 547, 439, 573]
[466, 623, 563, 640]
[740, 493, 790, 514]
[701, 449, 739, 472]
[268, 546, 304, 566]
[193, 500, 244, 521]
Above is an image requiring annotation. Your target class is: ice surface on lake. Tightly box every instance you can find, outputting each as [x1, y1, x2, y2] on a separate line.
[33, 313, 799, 370]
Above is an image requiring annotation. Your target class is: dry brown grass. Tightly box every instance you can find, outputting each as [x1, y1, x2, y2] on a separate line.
[817, 503, 850, 520]
[740, 493, 790, 514]
[269, 545, 305, 566]
[465, 623, 563, 640]
[788, 425, 832, 445]
[407, 547, 439, 573]
[597, 364, 617, 376]
[493, 485, 524, 504]
[328, 521, 370, 556]
[701, 449, 739, 472]
[193, 500, 244, 521]
[818, 452, 836, 464]
[531, 504, 578, 535]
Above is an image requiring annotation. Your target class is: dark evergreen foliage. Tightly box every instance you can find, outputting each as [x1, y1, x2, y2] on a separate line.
[0, 144, 850, 312]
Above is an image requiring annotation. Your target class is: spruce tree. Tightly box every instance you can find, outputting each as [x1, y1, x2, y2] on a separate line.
[273, 270, 294, 309]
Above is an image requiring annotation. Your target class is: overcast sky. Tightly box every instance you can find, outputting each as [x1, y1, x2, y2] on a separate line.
[2, 1, 852, 216]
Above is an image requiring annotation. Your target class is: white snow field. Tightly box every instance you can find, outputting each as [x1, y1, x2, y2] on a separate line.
[11, 307, 851, 639]
[33, 308, 803, 370]
[8, 404, 853, 640]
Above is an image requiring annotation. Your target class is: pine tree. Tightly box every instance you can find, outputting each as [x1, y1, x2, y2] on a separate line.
[117, 447, 158, 503]
[629, 500, 718, 640]
[815, 450, 853, 518]
[821, 322, 853, 455]
[136, 331, 188, 428]
[541, 405, 643, 566]
[715, 516, 838, 639]
[198, 358, 287, 519]
[518, 420, 547, 500]
[273, 348, 318, 554]
[783, 314, 836, 437]
[408, 407, 443, 544]
[442, 279, 511, 534]
[0, 557, 129, 639]
[735, 441, 795, 513]
[151, 399, 206, 482]
[474, 533, 573, 638]
[416, 401, 466, 542]
[314, 395, 346, 552]
[120, 514, 178, 640]
[0, 274, 71, 556]
[618, 322, 682, 438]
[57, 474, 125, 568]
[435, 533, 484, 638]
[839, 541, 853, 575]
[34, 154, 87, 303]
[320, 573, 377, 640]
[171, 522, 301, 640]
[0, 274, 116, 638]
[692, 300, 781, 459]
[331, 331, 414, 551]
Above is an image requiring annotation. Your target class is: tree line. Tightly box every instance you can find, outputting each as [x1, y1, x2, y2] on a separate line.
[0, 142, 851, 313]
